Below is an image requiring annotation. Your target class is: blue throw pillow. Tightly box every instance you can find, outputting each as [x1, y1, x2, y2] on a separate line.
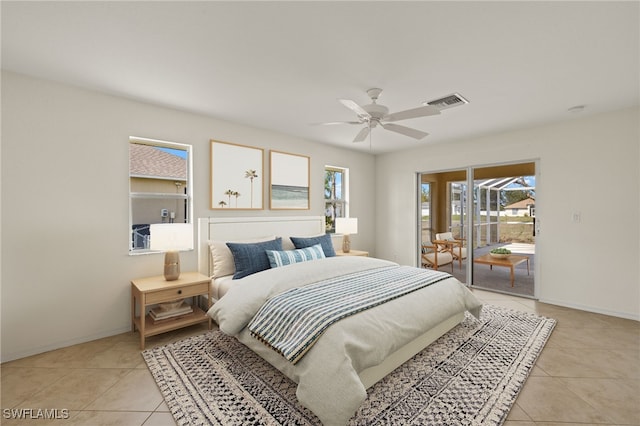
[266, 244, 326, 268]
[226, 238, 283, 279]
[290, 234, 336, 257]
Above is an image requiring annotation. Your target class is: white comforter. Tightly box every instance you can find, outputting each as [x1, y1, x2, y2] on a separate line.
[208, 256, 482, 425]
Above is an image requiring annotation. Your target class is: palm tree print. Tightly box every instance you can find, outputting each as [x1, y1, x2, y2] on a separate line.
[245, 169, 258, 208]
[224, 189, 234, 206]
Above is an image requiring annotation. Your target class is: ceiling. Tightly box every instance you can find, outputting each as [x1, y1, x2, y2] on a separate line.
[2, 1, 638, 154]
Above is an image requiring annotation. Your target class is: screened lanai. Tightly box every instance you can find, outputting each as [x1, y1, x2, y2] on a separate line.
[419, 163, 536, 297]
[449, 176, 535, 249]
[449, 175, 536, 296]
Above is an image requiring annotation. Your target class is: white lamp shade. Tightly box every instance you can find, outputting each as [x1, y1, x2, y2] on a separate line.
[150, 223, 193, 251]
[335, 217, 358, 235]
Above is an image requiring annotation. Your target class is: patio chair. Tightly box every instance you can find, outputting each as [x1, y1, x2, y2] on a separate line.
[435, 232, 467, 268]
[421, 242, 454, 272]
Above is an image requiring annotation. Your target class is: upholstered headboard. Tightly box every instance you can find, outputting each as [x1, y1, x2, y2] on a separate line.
[197, 216, 326, 277]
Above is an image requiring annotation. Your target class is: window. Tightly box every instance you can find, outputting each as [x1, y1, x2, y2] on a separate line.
[129, 137, 192, 253]
[324, 165, 348, 233]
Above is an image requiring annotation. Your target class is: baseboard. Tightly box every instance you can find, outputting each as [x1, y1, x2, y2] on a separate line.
[1, 325, 133, 363]
[538, 297, 640, 321]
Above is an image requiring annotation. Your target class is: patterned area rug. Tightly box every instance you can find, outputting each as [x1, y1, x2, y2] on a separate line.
[143, 305, 555, 425]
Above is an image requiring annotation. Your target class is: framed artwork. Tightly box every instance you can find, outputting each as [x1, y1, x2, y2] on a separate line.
[210, 140, 264, 210]
[270, 150, 310, 210]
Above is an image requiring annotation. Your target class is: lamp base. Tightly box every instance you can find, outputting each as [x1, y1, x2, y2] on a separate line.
[342, 234, 351, 253]
[164, 251, 180, 281]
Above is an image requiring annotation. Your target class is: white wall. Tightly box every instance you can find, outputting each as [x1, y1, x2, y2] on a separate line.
[0, 71, 376, 361]
[2, 71, 637, 362]
[375, 107, 640, 320]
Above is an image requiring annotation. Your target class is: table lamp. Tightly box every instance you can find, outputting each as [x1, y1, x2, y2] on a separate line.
[335, 217, 358, 253]
[150, 223, 193, 281]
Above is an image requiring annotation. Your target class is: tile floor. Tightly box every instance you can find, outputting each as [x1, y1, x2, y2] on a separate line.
[1, 289, 638, 425]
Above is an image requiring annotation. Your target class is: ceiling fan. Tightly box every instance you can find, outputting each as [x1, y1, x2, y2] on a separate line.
[322, 88, 441, 143]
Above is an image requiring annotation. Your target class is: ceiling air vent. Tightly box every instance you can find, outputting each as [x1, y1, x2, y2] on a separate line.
[424, 93, 469, 111]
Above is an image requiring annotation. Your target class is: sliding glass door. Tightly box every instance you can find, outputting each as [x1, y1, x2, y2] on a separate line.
[418, 161, 536, 297]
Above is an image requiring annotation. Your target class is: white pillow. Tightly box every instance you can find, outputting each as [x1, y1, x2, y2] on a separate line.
[208, 235, 275, 278]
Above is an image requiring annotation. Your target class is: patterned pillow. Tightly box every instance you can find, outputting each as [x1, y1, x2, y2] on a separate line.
[226, 238, 283, 279]
[266, 244, 325, 268]
[290, 234, 336, 257]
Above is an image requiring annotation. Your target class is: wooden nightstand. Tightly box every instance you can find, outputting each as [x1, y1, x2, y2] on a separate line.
[335, 249, 369, 257]
[131, 272, 212, 349]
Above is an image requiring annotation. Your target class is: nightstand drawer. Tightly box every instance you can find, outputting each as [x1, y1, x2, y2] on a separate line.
[145, 282, 209, 304]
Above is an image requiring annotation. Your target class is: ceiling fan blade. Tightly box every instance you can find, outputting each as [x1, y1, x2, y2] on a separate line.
[384, 105, 440, 122]
[381, 123, 428, 140]
[353, 126, 370, 143]
[313, 121, 363, 126]
[339, 99, 371, 118]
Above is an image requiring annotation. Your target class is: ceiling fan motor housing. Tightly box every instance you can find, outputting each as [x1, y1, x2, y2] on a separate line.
[363, 103, 389, 122]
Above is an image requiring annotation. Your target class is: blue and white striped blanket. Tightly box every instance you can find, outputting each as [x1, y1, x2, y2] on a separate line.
[248, 265, 451, 364]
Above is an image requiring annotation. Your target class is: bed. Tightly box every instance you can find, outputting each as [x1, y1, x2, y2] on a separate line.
[198, 216, 482, 425]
